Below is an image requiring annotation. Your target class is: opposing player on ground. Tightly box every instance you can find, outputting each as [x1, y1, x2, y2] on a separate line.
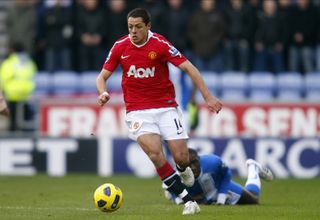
[164, 149, 273, 205]
[96, 8, 222, 215]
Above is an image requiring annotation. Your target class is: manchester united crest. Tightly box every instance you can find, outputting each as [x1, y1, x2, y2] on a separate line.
[132, 121, 140, 130]
[148, 51, 157, 60]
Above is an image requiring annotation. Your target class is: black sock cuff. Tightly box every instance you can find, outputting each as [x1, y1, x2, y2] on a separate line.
[176, 164, 186, 172]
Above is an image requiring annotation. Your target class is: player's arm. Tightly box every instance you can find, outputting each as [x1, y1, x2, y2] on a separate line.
[216, 164, 232, 205]
[96, 69, 112, 106]
[201, 155, 231, 205]
[178, 60, 222, 114]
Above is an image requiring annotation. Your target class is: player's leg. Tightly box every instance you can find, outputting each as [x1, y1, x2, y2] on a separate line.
[238, 159, 274, 204]
[244, 159, 262, 197]
[137, 134, 189, 199]
[162, 183, 184, 204]
[237, 160, 262, 204]
[227, 180, 259, 205]
[167, 139, 195, 187]
[160, 107, 195, 187]
[126, 109, 193, 206]
[158, 107, 199, 215]
[246, 159, 274, 182]
[137, 133, 199, 215]
[137, 133, 167, 167]
[237, 189, 259, 204]
[228, 181, 259, 205]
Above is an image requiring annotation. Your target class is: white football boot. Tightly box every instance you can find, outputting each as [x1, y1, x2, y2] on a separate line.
[246, 159, 274, 181]
[178, 167, 195, 187]
[182, 201, 200, 215]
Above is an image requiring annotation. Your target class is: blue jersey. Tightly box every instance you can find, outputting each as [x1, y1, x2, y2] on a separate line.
[186, 154, 244, 205]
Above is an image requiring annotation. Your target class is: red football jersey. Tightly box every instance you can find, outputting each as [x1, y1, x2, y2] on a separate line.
[103, 31, 187, 112]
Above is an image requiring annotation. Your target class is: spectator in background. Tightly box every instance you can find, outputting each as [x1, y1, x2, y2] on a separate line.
[253, 0, 284, 73]
[288, 0, 317, 74]
[247, 0, 261, 11]
[316, 4, 320, 72]
[245, 0, 260, 70]
[181, 0, 199, 13]
[162, 0, 189, 53]
[44, 0, 73, 72]
[278, 0, 293, 70]
[106, 0, 128, 50]
[6, 0, 37, 57]
[0, 43, 37, 131]
[224, 0, 252, 72]
[75, 0, 107, 72]
[138, 0, 166, 34]
[187, 0, 226, 72]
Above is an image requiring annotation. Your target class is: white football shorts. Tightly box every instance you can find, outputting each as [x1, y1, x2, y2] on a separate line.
[125, 107, 189, 141]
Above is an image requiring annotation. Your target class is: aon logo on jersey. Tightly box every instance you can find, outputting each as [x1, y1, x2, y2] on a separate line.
[127, 65, 155, 78]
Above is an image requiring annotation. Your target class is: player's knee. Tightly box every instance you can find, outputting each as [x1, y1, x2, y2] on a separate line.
[172, 151, 189, 167]
[238, 190, 260, 205]
[147, 151, 166, 166]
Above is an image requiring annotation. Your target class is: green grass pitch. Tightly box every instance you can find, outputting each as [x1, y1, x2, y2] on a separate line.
[0, 174, 319, 220]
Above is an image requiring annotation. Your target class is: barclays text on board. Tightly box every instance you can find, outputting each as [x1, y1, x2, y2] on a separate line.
[0, 137, 318, 178]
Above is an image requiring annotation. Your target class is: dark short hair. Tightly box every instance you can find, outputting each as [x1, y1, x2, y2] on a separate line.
[127, 8, 151, 25]
[188, 148, 200, 162]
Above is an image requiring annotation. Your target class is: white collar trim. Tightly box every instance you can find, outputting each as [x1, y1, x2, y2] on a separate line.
[130, 30, 153, 48]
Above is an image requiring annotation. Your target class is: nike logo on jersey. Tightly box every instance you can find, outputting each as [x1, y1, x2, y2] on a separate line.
[177, 131, 183, 135]
[121, 55, 130, 59]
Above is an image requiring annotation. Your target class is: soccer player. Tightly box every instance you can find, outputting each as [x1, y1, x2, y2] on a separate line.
[96, 8, 222, 215]
[163, 148, 274, 205]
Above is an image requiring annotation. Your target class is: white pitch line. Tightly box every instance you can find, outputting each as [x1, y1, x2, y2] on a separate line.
[0, 206, 96, 212]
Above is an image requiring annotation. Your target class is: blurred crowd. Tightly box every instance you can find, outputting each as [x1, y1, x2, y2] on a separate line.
[2, 0, 320, 132]
[4, 0, 320, 74]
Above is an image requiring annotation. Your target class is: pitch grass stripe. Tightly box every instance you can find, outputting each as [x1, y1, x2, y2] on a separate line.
[0, 206, 96, 212]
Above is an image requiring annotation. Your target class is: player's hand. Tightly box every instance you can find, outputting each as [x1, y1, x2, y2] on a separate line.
[0, 108, 9, 116]
[206, 95, 223, 114]
[98, 91, 110, 106]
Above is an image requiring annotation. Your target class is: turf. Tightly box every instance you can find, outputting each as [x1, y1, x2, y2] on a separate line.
[0, 174, 319, 220]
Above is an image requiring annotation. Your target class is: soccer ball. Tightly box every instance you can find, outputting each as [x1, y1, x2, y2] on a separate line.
[93, 183, 123, 212]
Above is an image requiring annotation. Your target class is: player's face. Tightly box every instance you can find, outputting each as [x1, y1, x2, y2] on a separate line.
[128, 17, 150, 45]
[189, 157, 201, 179]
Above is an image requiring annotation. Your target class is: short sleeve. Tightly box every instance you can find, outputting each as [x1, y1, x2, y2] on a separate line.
[103, 43, 120, 72]
[159, 37, 187, 66]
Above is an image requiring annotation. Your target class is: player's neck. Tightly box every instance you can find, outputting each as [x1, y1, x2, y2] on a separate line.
[130, 31, 152, 48]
